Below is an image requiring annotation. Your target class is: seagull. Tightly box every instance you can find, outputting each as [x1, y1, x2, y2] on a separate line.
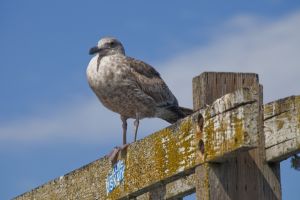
[86, 37, 192, 160]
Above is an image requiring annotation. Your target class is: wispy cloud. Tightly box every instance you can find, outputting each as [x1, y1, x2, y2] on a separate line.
[0, 99, 114, 142]
[161, 11, 300, 106]
[0, 97, 168, 143]
[1, 10, 300, 143]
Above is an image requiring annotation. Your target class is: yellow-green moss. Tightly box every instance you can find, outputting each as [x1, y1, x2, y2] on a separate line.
[165, 128, 180, 175]
[263, 104, 273, 118]
[108, 118, 198, 199]
[180, 119, 192, 134]
[276, 120, 284, 131]
[231, 115, 244, 149]
[216, 120, 228, 156]
[153, 128, 171, 178]
[109, 118, 199, 199]
[165, 119, 194, 175]
[204, 112, 245, 161]
[203, 110, 215, 161]
[181, 119, 195, 164]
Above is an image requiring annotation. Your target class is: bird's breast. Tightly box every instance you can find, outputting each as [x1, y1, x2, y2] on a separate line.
[87, 55, 129, 91]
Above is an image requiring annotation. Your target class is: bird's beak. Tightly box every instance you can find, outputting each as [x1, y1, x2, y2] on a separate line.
[89, 46, 101, 55]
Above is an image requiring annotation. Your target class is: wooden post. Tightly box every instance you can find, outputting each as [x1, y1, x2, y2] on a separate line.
[17, 72, 299, 200]
[15, 89, 260, 200]
[193, 72, 281, 200]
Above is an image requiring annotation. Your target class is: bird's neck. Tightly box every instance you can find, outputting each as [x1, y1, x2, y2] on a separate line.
[95, 52, 124, 71]
[97, 51, 123, 61]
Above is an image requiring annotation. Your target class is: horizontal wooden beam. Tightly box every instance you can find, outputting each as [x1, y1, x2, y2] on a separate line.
[264, 95, 300, 162]
[139, 94, 300, 199]
[136, 173, 196, 200]
[14, 88, 259, 200]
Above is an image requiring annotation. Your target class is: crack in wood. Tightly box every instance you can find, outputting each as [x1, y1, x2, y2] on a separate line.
[210, 100, 257, 118]
[266, 136, 299, 149]
[264, 110, 289, 121]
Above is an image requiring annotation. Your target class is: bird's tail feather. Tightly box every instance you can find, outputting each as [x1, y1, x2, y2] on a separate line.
[161, 106, 194, 124]
[179, 106, 193, 116]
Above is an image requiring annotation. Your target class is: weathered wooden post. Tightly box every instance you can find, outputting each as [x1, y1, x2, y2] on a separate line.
[15, 71, 300, 200]
[193, 72, 281, 200]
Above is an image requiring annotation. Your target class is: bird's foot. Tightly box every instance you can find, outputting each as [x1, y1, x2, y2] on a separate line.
[106, 144, 129, 162]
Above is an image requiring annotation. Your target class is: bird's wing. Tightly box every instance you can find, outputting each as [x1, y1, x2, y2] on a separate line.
[124, 56, 178, 107]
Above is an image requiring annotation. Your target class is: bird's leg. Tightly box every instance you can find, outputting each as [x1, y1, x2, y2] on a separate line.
[133, 114, 140, 142]
[107, 147, 120, 162]
[121, 115, 127, 145]
[106, 116, 128, 162]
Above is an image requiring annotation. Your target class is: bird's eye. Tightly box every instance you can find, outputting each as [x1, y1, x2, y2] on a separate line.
[110, 42, 115, 46]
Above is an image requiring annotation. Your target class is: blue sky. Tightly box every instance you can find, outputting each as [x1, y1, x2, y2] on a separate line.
[1, 0, 300, 199]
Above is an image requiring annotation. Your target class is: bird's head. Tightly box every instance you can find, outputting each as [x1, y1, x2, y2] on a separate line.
[89, 37, 125, 56]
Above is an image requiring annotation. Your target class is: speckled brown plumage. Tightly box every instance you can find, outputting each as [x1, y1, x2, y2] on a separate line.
[86, 37, 192, 145]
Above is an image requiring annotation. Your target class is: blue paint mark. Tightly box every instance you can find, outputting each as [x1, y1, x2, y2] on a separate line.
[106, 160, 125, 194]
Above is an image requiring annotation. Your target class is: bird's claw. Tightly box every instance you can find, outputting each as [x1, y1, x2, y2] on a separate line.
[106, 144, 130, 162]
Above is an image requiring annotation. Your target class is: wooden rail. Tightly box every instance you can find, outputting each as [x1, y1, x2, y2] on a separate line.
[264, 95, 300, 162]
[14, 72, 300, 200]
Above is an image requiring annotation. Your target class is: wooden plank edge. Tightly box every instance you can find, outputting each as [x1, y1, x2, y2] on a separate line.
[264, 95, 300, 162]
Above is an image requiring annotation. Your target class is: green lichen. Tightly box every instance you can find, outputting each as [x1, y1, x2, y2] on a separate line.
[276, 120, 284, 131]
[216, 120, 228, 156]
[164, 119, 194, 175]
[153, 128, 171, 177]
[109, 129, 174, 199]
[164, 128, 180, 175]
[264, 104, 273, 118]
[178, 119, 195, 165]
[231, 115, 244, 149]
[109, 118, 197, 199]
[180, 119, 192, 134]
[203, 110, 244, 161]
[108, 109, 247, 198]
[203, 110, 215, 161]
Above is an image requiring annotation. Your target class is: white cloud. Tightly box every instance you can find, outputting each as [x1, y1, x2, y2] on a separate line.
[1, 10, 300, 143]
[161, 11, 300, 106]
[0, 98, 114, 142]
[0, 97, 168, 143]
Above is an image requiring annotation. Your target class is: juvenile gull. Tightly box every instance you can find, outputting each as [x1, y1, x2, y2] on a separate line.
[86, 37, 192, 159]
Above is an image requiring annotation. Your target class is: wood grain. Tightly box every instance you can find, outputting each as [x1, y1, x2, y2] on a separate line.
[264, 95, 300, 162]
[15, 88, 258, 200]
[193, 72, 281, 200]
